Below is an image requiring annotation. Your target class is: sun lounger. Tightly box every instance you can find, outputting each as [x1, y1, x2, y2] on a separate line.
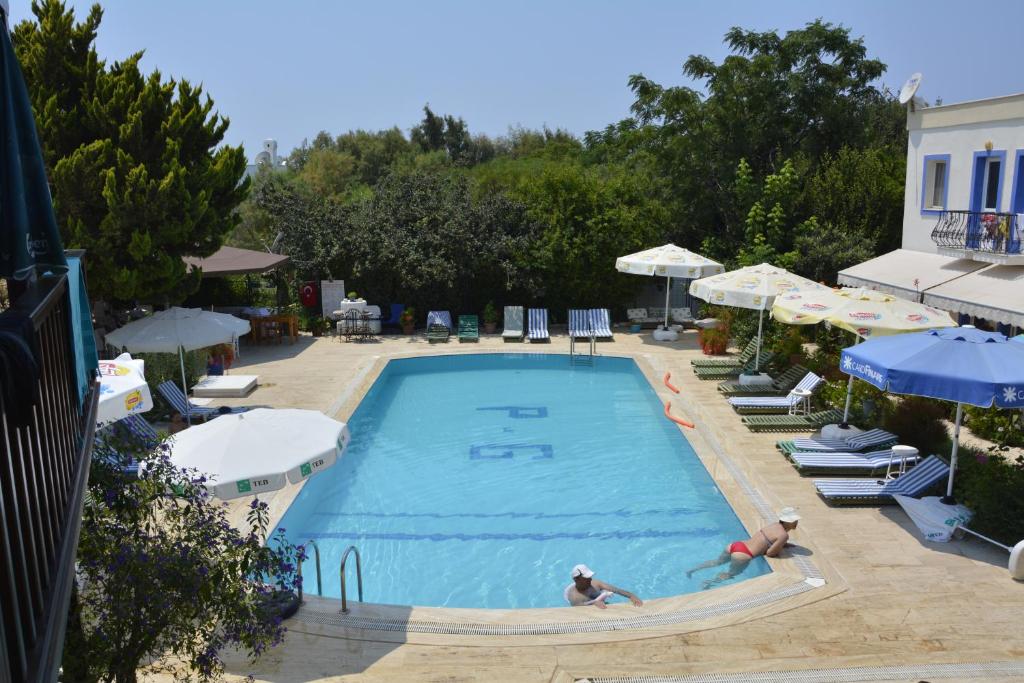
[427, 323, 450, 343]
[718, 364, 809, 396]
[94, 415, 162, 476]
[728, 372, 823, 413]
[813, 455, 949, 505]
[671, 307, 695, 327]
[426, 310, 453, 332]
[741, 408, 844, 432]
[458, 314, 479, 342]
[691, 338, 758, 368]
[157, 381, 250, 422]
[527, 308, 549, 342]
[502, 306, 524, 341]
[693, 352, 775, 380]
[789, 448, 921, 476]
[775, 428, 898, 456]
[588, 308, 613, 339]
[568, 309, 592, 338]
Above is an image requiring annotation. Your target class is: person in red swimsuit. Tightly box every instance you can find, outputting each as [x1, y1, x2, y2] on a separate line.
[686, 507, 801, 589]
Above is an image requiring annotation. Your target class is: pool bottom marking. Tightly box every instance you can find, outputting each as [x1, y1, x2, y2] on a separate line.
[476, 406, 549, 418]
[470, 443, 553, 460]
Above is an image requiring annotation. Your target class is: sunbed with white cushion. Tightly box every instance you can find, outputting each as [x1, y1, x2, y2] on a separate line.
[502, 306, 524, 340]
[813, 455, 948, 505]
[727, 372, 822, 413]
[158, 381, 250, 422]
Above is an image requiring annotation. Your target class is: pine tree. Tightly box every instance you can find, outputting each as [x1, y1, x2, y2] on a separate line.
[13, 0, 248, 303]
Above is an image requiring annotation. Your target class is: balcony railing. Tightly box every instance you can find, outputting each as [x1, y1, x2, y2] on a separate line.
[931, 210, 1023, 256]
[1, 273, 98, 683]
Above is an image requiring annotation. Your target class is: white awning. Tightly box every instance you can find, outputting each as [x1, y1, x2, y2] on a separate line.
[922, 265, 1024, 327]
[837, 249, 986, 301]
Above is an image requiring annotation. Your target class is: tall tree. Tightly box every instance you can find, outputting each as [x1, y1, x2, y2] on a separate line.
[14, 0, 248, 304]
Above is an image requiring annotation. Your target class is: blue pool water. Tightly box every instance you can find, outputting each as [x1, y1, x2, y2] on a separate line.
[277, 354, 768, 608]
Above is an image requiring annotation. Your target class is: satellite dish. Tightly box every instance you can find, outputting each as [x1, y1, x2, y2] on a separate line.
[899, 72, 923, 106]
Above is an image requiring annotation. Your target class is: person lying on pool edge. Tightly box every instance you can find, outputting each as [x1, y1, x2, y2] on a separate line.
[564, 564, 643, 608]
[685, 507, 801, 590]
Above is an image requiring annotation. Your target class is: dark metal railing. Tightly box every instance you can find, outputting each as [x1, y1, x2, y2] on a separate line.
[931, 210, 1023, 255]
[0, 273, 98, 683]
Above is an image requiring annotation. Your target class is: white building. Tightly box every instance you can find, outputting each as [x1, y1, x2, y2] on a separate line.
[840, 92, 1024, 332]
[245, 139, 287, 179]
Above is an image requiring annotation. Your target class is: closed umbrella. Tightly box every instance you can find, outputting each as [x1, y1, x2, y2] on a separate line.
[615, 244, 724, 330]
[689, 263, 830, 372]
[0, 3, 67, 280]
[773, 287, 957, 424]
[841, 326, 1024, 502]
[163, 408, 350, 500]
[97, 353, 153, 425]
[106, 307, 250, 423]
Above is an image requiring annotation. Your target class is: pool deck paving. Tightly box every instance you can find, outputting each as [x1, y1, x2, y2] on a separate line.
[159, 329, 1024, 682]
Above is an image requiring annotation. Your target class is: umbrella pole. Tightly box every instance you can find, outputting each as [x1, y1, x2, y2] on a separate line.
[664, 275, 671, 329]
[179, 346, 191, 426]
[942, 402, 963, 504]
[754, 309, 764, 372]
[841, 374, 855, 428]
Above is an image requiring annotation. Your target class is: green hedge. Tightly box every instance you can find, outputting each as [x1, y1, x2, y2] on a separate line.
[955, 446, 1024, 546]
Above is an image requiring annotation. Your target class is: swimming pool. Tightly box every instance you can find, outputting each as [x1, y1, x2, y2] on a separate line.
[277, 353, 768, 609]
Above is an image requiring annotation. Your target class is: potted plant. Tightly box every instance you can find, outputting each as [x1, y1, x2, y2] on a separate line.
[482, 301, 498, 334]
[213, 342, 234, 370]
[698, 326, 729, 355]
[399, 307, 416, 335]
[346, 291, 360, 301]
[310, 317, 331, 337]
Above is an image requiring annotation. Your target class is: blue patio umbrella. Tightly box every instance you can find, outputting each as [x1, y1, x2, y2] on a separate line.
[0, 4, 67, 280]
[840, 326, 1024, 503]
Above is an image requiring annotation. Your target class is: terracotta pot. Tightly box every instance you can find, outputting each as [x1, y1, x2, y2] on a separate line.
[402, 322, 415, 335]
[483, 322, 497, 334]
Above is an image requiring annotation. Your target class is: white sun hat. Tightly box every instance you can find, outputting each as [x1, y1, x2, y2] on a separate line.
[571, 564, 594, 579]
[778, 507, 801, 523]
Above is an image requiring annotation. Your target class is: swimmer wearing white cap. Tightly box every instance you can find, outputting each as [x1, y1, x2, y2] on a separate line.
[564, 564, 643, 608]
[685, 507, 801, 590]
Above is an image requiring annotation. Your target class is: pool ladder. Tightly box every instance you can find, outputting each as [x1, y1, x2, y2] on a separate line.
[296, 541, 364, 614]
[570, 333, 595, 364]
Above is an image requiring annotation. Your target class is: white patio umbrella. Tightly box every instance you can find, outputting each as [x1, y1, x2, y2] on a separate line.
[772, 287, 957, 425]
[96, 352, 153, 425]
[615, 244, 725, 329]
[105, 307, 250, 423]
[164, 408, 350, 500]
[689, 263, 831, 371]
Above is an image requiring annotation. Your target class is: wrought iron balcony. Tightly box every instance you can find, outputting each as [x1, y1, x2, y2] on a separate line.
[930, 210, 1024, 263]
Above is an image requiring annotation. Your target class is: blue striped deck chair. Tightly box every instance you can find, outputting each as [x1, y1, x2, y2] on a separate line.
[568, 309, 592, 339]
[728, 372, 823, 413]
[527, 308, 549, 342]
[588, 308, 613, 339]
[790, 448, 920, 476]
[157, 381, 249, 422]
[95, 416, 161, 476]
[813, 455, 949, 506]
[426, 310, 453, 331]
[776, 428, 898, 456]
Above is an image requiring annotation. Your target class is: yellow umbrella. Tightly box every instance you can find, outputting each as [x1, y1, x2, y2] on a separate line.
[772, 287, 957, 338]
[771, 287, 957, 425]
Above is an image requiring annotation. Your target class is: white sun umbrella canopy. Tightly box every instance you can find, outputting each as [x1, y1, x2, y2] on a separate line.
[615, 244, 725, 328]
[165, 408, 350, 500]
[105, 307, 251, 423]
[689, 263, 831, 370]
[96, 352, 153, 425]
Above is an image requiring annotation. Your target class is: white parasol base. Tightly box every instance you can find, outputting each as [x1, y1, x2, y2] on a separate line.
[821, 423, 864, 440]
[738, 373, 772, 386]
[652, 327, 678, 342]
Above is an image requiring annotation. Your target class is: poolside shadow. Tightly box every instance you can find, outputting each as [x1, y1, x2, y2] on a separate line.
[879, 506, 1010, 571]
[783, 543, 814, 558]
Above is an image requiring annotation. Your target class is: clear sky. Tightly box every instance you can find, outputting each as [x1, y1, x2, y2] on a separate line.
[10, 0, 1024, 162]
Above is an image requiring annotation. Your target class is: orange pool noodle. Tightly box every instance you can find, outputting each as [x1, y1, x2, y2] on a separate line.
[664, 401, 694, 429]
[664, 372, 680, 394]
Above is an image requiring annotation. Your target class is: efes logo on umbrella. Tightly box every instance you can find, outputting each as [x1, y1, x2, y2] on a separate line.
[713, 291, 725, 302]
[124, 390, 142, 412]
[801, 302, 827, 311]
[655, 265, 666, 274]
[848, 311, 882, 321]
[99, 362, 131, 376]
[738, 277, 760, 289]
[687, 267, 698, 277]
[906, 313, 929, 323]
[752, 295, 763, 306]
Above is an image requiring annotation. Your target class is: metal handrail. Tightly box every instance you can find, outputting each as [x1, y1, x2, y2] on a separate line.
[295, 539, 322, 602]
[339, 545, 363, 614]
[931, 210, 1023, 255]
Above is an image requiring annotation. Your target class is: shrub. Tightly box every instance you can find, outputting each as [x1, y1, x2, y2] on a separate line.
[955, 445, 1024, 546]
[820, 378, 893, 427]
[964, 405, 1024, 448]
[884, 396, 949, 456]
[483, 301, 498, 324]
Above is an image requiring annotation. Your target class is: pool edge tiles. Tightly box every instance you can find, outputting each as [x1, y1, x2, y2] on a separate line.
[265, 348, 833, 639]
